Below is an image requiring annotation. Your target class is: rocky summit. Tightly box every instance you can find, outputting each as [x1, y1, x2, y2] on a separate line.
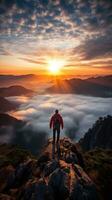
[80, 115, 112, 151]
[0, 138, 100, 200]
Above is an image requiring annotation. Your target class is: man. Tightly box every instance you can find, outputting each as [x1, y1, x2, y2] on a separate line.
[50, 109, 64, 143]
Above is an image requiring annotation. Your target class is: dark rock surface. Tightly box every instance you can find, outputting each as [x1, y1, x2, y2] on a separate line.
[80, 115, 112, 150]
[0, 96, 17, 112]
[83, 148, 112, 200]
[0, 85, 33, 97]
[0, 138, 99, 200]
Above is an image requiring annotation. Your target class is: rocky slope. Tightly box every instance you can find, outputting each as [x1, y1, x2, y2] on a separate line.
[0, 97, 17, 112]
[0, 138, 99, 200]
[0, 113, 23, 126]
[83, 148, 112, 200]
[0, 115, 112, 200]
[0, 113, 47, 154]
[0, 85, 33, 97]
[80, 115, 112, 150]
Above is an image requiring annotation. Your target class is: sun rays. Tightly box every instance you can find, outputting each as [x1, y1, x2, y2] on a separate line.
[47, 59, 65, 75]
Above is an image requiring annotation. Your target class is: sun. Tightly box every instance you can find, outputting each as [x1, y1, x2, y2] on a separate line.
[48, 59, 65, 75]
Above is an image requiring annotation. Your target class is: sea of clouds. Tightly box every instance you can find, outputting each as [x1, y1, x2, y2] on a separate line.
[9, 94, 112, 141]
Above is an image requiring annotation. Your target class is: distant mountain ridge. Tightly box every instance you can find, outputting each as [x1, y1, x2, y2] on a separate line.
[0, 74, 37, 89]
[0, 85, 33, 97]
[0, 97, 17, 112]
[47, 75, 112, 97]
[86, 75, 112, 87]
[0, 74, 35, 81]
[0, 113, 22, 126]
[79, 115, 112, 151]
[0, 113, 47, 155]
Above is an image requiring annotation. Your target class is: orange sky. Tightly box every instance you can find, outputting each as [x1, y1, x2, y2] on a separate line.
[0, 1, 112, 77]
[0, 49, 112, 76]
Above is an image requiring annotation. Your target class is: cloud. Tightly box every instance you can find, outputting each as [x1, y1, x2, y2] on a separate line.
[73, 33, 112, 60]
[0, 46, 12, 56]
[20, 57, 47, 65]
[8, 94, 112, 142]
[0, 0, 112, 72]
[0, 124, 48, 155]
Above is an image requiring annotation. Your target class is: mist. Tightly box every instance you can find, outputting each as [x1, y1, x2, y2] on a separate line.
[9, 94, 112, 141]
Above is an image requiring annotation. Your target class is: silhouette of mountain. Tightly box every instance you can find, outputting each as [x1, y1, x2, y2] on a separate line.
[0, 113, 23, 126]
[0, 74, 35, 82]
[79, 115, 112, 151]
[0, 113, 47, 155]
[0, 74, 37, 89]
[86, 75, 112, 87]
[47, 75, 112, 97]
[79, 115, 112, 200]
[0, 85, 33, 97]
[0, 97, 17, 112]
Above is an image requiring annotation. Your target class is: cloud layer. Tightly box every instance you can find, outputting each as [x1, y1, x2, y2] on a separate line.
[10, 94, 112, 141]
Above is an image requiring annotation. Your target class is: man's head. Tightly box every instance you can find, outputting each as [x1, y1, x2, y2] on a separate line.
[55, 109, 59, 114]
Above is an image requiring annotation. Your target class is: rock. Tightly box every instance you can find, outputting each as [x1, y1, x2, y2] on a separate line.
[18, 179, 36, 200]
[70, 145, 84, 168]
[73, 164, 92, 184]
[63, 138, 72, 149]
[80, 115, 112, 150]
[14, 160, 34, 187]
[43, 160, 59, 177]
[0, 165, 15, 192]
[3, 160, 35, 191]
[9, 188, 19, 198]
[65, 152, 78, 164]
[48, 168, 70, 199]
[32, 179, 54, 200]
[0, 193, 15, 200]
[20, 178, 54, 200]
[70, 164, 99, 200]
[37, 152, 50, 170]
[0, 138, 100, 200]
[70, 179, 99, 200]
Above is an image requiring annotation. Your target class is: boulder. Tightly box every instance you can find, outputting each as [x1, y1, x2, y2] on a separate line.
[70, 164, 99, 200]
[0, 165, 15, 192]
[70, 179, 99, 200]
[65, 152, 78, 164]
[19, 178, 54, 200]
[37, 152, 50, 170]
[0, 193, 15, 200]
[3, 160, 35, 191]
[48, 168, 69, 199]
[43, 160, 59, 177]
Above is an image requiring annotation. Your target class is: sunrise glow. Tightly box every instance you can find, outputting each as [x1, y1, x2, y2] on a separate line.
[0, 0, 112, 76]
[48, 59, 65, 75]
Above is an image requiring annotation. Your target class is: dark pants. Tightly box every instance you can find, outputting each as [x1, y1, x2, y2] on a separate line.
[53, 128, 60, 143]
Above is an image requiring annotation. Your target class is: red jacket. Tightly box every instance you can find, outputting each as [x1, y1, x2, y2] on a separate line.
[50, 113, 64, 129]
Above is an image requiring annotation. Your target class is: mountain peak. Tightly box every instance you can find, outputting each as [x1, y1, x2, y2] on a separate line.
[0, 138, 99, 200]
[80, 115, 112, 151]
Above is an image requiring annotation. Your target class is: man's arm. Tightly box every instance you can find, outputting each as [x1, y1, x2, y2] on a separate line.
[60, 115, 64, 129]
[50, 116, 53, 129]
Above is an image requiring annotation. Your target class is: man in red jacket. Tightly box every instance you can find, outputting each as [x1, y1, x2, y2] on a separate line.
[50, 109, 64, 144]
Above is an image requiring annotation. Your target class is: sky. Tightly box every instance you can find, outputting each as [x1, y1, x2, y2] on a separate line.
[0, 0, 112, 76]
